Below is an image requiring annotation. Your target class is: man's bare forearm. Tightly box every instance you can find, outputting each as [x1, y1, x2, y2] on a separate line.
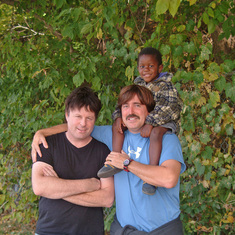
[63, 177, 114, 208]
[32, 162, 100, 199]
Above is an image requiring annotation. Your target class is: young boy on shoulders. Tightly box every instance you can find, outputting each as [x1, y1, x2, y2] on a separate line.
[98, 47, 183, 195]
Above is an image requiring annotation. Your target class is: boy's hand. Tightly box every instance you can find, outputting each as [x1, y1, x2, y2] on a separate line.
[114, 117, 125, 134]
[140, 124, 153, 137]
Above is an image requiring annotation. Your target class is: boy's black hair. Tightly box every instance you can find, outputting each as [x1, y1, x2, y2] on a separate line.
[137, 47, 162, 65]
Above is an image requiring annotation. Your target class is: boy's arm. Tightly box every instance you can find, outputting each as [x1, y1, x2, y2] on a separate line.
[31, 123, 68, 162]
[32, 161, 100, 199]
[111, 105, 121, 121]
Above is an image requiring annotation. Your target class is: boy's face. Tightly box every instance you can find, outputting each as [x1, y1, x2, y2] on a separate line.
[138, 54, 163, 83]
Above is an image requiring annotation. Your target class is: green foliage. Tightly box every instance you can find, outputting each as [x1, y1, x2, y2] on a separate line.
[0, 0, 234, 234]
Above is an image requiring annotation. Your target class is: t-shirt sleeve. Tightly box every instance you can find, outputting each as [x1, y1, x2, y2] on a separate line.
[91, 125, 113, 151]
[159, 134, 186, 174]
[36, 139, 54, 166]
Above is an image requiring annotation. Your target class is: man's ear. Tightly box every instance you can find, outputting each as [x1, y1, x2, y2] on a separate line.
[65, 112, 68, 122]
[159, 64, 163, 73]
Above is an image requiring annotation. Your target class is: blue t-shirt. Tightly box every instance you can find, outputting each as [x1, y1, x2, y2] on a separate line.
[92, 125, 186, 232]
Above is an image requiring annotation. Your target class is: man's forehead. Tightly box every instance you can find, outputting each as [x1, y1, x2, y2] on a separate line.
[122, 94, 142, 104]
[68, 106, 95, 115]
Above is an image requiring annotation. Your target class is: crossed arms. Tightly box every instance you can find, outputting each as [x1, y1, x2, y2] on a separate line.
[31, 129, 114, 208]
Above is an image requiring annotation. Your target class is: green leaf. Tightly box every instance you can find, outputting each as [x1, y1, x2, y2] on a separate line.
[214, 123, 221, 133]
[214, 76, 226, 92]
[225, 124, 233, 136]
[199, 45, 212, 62]
[173, 46, 183, 56]
[201, 146, 213, 160]
[177, 25, 186, 32]
[55, 0, 66, 9]
[80, 23, 93, 35]
[202, 12, 209, 24]
[73, 71, 85, 87]
[125, 66, 135, 81]
[208, 19, 216, 34]
[193, 72, 204, 85]
[169, 0, 181, 17]
[188, 0, 197, 6]
[208, 62, 221, 74]
[225, 85, 235, 102]
[194, 159, 205, 176]
[169, 34, 184, 45]
[199, 129, 211, 144]
[183, 41, 196, 54]
[221, 60, 235, 73]
[62, 25, 74, 39]
[207, 7, 214, 18]
[190, 141, 202, 157]
[209, 91, 220, 108]
[156, 0, 170, 15]
[160, 44, 171, 55]
[206, 109, 215, 122]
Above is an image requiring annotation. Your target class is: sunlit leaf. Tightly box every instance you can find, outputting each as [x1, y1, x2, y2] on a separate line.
[169, 0, 181, 17]
[209, 91, 220, 108]
[156, 0, 170, 15]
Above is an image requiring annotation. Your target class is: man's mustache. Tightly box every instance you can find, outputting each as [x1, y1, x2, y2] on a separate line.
[126, 114, 140, 120]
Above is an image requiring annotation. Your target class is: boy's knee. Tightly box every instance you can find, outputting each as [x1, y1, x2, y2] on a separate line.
[151, 126, 168, 139]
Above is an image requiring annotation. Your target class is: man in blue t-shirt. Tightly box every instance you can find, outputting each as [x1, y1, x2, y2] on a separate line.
[32, 85, 186, 234]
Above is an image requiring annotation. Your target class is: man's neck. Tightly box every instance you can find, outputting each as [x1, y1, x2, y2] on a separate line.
[65, 132, 92, 148]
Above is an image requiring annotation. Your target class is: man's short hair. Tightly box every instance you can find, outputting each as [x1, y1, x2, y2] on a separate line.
[117, 85, 155, 113]
[137, 47, 162, 66]
[65, 86, 101, 119]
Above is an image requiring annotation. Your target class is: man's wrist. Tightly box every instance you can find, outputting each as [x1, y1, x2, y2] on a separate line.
[123, 159, 134, 172]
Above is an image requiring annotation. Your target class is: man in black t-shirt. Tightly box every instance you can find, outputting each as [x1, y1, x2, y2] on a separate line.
[32, 86, 114, 235]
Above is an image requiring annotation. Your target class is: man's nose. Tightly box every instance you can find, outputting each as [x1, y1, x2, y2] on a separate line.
[128, 105, 134, 114]
[80, 118, 86, 126]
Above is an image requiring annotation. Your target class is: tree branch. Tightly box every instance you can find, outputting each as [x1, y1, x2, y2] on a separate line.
[34, 13, 63, 40]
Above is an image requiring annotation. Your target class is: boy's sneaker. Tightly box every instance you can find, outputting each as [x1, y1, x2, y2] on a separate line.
[97, 164, 122, 178]
[142, 182, 157, 195]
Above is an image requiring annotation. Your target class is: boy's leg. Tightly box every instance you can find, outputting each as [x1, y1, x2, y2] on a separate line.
[149, 126, 168, 165]
[97, 121, 124, 178]
[112, 125, 124, 153]
[142, 126, 168, 195]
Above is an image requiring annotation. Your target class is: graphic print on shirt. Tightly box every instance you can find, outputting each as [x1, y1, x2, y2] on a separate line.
[127, 146, 142, 159]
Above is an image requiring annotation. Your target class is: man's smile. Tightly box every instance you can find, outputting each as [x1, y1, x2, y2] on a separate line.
[126, 114, 140, 121]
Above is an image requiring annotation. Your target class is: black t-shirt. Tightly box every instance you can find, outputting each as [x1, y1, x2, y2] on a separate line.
[35, 132, 110, 235]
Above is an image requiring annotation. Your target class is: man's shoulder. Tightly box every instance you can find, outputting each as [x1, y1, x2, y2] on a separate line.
[91, 125, 112, 150]
[161, 133, 186, 172]
[163, 132, 179, 140]
[92, 137, 110, 149]
[41, 132, 65, 150]
[45, 132, 65, 141]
